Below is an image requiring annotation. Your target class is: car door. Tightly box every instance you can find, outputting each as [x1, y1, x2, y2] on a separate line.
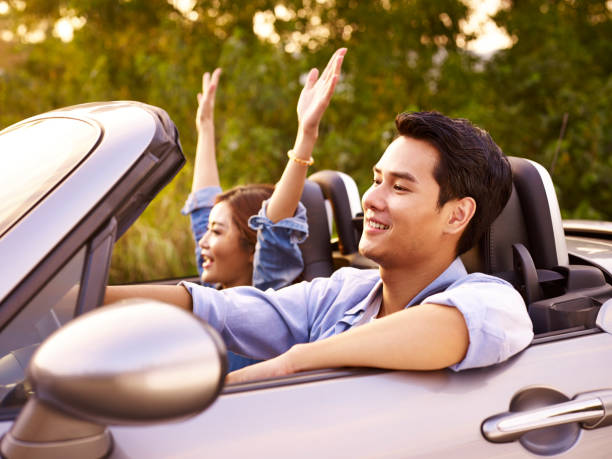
[96, 323, 612, 459]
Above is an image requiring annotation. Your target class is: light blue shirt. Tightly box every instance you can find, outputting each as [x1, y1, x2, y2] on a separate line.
[181, 186, 308, 290]
[182, 258, 534, 371]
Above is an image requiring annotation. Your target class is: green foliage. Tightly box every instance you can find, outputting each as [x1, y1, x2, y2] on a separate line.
[1, 0, 610, 282]
[478, 0, 612, 218]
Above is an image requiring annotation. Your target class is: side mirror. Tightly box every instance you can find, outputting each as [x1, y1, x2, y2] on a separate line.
[597, 298, 612, 334]
[1, 299, 227, 459]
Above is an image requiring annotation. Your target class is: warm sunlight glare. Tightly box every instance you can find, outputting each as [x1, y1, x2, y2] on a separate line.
[253, 1, 515, 56]
[54, 18, 74, 42]
[461, 0, 514, 55]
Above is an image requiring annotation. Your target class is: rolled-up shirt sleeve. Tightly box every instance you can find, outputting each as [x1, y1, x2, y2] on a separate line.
[181, 280, 313, 360]
[421, 274, 534, 371]
[181, 186, 222, 278]
[248, 199, 309, 291]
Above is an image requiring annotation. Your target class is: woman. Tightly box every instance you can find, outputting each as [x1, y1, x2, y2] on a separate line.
[180, 49, 346, 369]
[182, 48, 345, 291]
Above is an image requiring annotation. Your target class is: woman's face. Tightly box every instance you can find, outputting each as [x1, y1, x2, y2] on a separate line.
[198, 201, 253, 288]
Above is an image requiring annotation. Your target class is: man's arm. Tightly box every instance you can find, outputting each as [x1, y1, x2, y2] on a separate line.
[104, 285, 193, 311]
[226, 303, 468, 383]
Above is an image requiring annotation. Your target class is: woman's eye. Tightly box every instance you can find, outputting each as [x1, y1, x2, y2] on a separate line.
[372, 177, 382, 185]
[393, 184, 408, 192]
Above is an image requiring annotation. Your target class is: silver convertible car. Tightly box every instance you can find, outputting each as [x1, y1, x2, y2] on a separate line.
[0, 102, 611, 458]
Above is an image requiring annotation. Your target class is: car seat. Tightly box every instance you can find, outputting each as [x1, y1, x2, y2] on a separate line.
[297, 180, 335, 281]
[462, 157, 612, 334]
[308, 170, 377, 269]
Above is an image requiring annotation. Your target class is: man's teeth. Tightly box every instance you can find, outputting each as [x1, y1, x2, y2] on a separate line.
[368, 220, 389, 230]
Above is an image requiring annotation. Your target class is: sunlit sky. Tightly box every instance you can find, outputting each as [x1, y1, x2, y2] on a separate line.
[0, 0, 514, 55]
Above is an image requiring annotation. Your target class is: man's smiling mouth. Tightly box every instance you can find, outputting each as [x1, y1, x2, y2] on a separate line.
[365, 214, 390, 230]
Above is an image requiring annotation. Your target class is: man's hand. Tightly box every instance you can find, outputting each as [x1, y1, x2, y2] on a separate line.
[195, 68, 221, 132]
[226, 351, 295, 384]
[296, 48, 346, 138]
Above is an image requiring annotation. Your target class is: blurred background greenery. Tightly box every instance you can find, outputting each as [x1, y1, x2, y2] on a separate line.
[1, 0, 611, 282]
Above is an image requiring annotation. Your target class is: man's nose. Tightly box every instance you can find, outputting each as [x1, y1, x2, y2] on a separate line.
[362, 184, 385, 211]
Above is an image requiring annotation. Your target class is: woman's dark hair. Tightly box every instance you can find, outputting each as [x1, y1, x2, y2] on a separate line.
[214, 184, 275, 253]
[395, 111, 512, 256]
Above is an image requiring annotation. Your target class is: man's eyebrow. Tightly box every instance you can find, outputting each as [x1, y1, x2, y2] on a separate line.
[373, 166, 419, 184]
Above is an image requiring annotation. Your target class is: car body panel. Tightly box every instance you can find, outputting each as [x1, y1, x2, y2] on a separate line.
[564, 219, 612, 278]
[62, 331, 610, 458]
[0, 117, 101, 236]
[0, 104, 157, 304]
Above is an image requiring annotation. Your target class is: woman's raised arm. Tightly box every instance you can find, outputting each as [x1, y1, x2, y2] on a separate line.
[265, 48, 346, 223]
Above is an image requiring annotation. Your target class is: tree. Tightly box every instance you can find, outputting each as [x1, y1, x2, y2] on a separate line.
[2, 0, 608, 282]
[478, 0, 612, 219]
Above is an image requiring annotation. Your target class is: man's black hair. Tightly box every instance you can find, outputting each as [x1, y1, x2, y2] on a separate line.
[395, 111, 512, 256]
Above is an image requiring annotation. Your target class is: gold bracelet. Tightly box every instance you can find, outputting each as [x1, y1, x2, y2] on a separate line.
[287, 149, 314, 166]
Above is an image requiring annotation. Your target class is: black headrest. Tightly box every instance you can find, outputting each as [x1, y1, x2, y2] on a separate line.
[461, 157, 569, 274]
[298, 180, 335, 281]
[308, 170, 362, 255]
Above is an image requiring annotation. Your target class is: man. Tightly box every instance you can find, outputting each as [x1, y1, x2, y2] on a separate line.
[106, 110, 533, 384]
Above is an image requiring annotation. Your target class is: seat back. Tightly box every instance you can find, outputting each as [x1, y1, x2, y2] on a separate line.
[298, 180, 335, 281]
[308, 170, 363, 255]
[461, 156, 569, 274]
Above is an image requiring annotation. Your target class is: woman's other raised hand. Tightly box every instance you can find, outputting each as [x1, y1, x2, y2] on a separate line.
[192, 68, 222, 192]
[196, 68, 222, 132]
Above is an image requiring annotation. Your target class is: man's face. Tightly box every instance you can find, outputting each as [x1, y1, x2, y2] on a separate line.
[359, 136, 454, 269]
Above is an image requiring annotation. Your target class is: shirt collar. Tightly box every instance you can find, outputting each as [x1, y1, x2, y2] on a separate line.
[342, 257, 467, 318]
[409, 257, 467, 306]
[342, 278, 384, 317]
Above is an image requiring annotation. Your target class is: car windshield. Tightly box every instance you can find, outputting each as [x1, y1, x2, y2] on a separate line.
[0, 117, 101, 236]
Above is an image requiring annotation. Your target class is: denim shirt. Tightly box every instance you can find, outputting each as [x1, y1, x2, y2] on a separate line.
[181, 186, 309, 290]
[182, 258, 534, 372]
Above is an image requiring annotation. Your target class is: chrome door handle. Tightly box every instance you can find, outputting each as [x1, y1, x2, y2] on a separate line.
[482, 389, 612, 443]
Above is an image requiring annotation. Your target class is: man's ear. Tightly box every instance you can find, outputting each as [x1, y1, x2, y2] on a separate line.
[444, 197, 476, 235]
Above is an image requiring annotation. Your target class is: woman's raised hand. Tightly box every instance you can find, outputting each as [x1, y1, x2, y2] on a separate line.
[296, 48, 346, 138]
[195, 68, 222, 132]
[264, 48, 347, 223]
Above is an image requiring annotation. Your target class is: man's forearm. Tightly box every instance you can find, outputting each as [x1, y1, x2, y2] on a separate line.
[287, 303, 469, 372]
[104, 285, 193, 311]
